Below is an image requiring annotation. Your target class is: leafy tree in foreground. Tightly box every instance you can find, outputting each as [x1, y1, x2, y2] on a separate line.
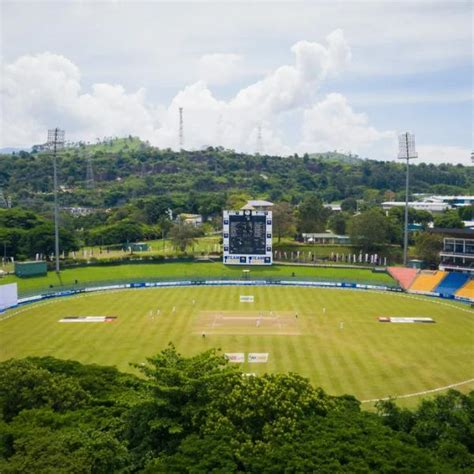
[0, 350, 471, 473]
[376, 390, 474, 470]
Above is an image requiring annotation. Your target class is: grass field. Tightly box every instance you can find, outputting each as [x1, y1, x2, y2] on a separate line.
[2, 285, 472, 407]
[80, 236, 221, 259]
[1, 262, 396, 296]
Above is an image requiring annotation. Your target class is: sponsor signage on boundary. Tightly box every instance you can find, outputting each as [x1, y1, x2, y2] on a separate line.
[0, 283, 18, 311]
[379, 317, 435, 323]
[12, 279, 471, 310]
[455, 295, 473, 303]
[408, 290, 439, 297]
[225, 353, 245, 363]
[248, 353, 269, 363]
[240, 295, 254, 303]
[59, 316, 117, 323]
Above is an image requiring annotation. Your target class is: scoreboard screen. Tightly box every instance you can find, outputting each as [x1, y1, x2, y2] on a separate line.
[229, 214, 266, 255]
[223, 210, 272, 265]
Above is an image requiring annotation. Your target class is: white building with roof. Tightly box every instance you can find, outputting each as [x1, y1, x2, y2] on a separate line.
[241, 200, 274, 211]
[381, 201, 450, 213]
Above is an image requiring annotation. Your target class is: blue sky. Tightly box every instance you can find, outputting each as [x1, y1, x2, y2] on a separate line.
[1, 0, 472, 164]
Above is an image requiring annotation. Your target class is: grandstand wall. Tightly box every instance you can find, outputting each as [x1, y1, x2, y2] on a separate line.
[388, 267, 418, 290]
[455, 279, 474, 301]
[435, 272, 469, 298]
[409, 271, 447, 295]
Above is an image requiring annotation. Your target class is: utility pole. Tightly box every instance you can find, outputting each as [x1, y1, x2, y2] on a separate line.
[47, 128, 65, 274]
[397, 132, 418, 266]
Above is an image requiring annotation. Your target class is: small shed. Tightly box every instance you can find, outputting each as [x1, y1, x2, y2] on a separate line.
[407, 259, 425, 270]
[15, 261, 48, 277]
[302, 233, 351, 245]
[128, 242, 149, 252]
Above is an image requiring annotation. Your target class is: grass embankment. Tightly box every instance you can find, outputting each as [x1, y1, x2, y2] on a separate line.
[1, 261, 396, 295]
[78, 236, 408, 265]
[80, 236, 220, 260]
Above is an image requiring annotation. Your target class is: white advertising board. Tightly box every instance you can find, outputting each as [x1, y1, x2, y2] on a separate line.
[240, 295, 254, 303]
[225, 353, 245, 363]
[248, 353, 269, 363]
[0, 283, 18, 311]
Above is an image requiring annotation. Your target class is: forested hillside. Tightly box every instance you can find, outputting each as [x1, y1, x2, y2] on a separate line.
[0, 137, 472, 213]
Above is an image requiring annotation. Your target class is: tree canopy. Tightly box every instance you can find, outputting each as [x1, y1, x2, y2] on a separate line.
[1, 348, 471, 472]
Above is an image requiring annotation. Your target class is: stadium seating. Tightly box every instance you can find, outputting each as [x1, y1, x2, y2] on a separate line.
[409, 271, 447, 293]
[387, 267, 418, 290]
[456, 279, 474, 300]
[434, 272, 469, 297]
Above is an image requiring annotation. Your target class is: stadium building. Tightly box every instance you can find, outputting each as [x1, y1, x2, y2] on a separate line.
[433, 228, 474, 274]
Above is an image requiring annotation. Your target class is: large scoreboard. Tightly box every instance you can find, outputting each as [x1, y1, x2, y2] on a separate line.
[223, 210, 272, 265]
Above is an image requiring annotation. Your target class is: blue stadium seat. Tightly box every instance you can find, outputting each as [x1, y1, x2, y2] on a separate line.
[435, 272, 470, 297]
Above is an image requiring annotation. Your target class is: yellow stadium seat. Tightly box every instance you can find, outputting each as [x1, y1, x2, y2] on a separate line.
[456, 280, 474, 300]
[409, 271, 447, 292]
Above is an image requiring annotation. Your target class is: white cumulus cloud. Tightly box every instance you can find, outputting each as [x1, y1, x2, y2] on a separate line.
[3, 32, 463, 166]
[198, 53, 243, 85]
[155, 30, 351, 153]
[1, 52, 160, 146]
[299, 93, 395, 157]
[417, 145, 472, 166]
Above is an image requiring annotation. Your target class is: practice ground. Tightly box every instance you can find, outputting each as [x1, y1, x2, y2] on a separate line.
[1, 286, 473, 407]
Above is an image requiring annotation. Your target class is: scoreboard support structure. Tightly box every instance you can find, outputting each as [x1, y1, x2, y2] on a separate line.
[223, 210, 272, 265]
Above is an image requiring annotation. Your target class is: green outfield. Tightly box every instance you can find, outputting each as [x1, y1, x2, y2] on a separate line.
[1, 261, 395, 296]
[2, 285, 472, 407]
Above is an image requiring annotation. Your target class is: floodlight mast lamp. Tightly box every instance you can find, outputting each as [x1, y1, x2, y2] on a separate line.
[47, 128, 65, 274]
[397, 132, 418, 266]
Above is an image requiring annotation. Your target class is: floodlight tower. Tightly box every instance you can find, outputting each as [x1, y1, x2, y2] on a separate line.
[398, 132, 418, 266]
[179, 107, 184, 149]
[47, 128, 65, 274]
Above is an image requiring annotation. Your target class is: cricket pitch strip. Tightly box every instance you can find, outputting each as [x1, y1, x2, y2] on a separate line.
[194, 311, 301, 335]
